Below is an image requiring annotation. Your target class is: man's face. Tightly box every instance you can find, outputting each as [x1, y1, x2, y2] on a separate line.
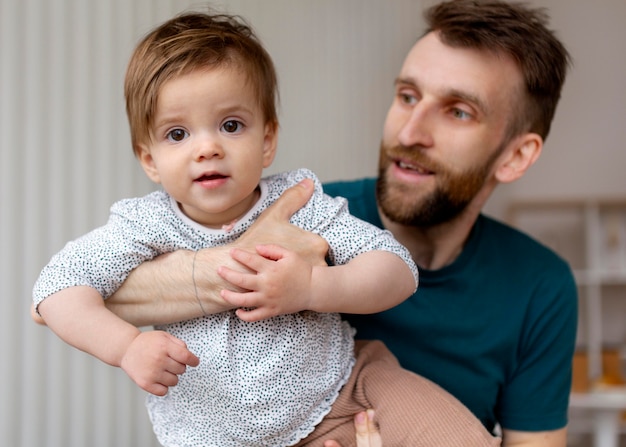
[378, 32, 524, 227]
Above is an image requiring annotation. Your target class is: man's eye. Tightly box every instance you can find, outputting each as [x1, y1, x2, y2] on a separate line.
[167, 129, 188, 142]
[398, 93, 418, 106]
[452, 109, 471, 120]
[222, 120, 243, 133]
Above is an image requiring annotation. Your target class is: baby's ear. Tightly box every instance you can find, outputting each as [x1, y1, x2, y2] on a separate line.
[495, 133, 542, 183]
[137, 145, 161, 184]
[262, 121, 278, 168]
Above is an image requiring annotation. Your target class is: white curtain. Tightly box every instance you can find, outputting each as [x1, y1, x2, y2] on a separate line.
[0, 1, 423, 445]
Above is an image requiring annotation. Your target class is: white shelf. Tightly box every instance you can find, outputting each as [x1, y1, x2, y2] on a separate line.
[574, 269, 626, 286]
[570, 389, 626, 447]
[507, 199, 626, 383]
[508, 199, 626, 446]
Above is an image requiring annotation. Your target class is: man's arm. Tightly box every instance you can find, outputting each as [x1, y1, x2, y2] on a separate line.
[29, 241, 238, 327]
[92, 179, 326, 327]
[105, 248, 235, 327]
[502, 428, 567, 447]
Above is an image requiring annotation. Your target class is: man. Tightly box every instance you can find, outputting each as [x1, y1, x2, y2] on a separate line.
[34, 1, 577, 445]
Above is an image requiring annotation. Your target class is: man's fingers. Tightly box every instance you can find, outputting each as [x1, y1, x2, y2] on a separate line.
[323, 442, 341, 447]
[323, 410, 382, 447]
[355, 410, 382, 447]
[266, 178, 314, 221]
[355, 411, 369, 438]
[367, 409, 379, 431]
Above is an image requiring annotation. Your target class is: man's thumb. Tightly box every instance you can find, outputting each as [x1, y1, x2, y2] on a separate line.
[271, 178, 314, 221]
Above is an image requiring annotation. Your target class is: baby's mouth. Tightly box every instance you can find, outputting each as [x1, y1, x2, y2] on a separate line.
[195, 173, 227, 182]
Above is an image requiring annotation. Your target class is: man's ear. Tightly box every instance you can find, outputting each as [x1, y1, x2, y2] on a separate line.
[495, 133, 543, 184]
[137, 144, 161, 184]
[262, 121, 278, 168]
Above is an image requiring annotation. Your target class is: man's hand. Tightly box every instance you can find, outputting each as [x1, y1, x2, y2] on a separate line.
[231, 178, 328, 266]
[120, 331, 200, 396]
[324, 410, 383, 447]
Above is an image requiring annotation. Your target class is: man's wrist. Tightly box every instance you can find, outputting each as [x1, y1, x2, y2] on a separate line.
[192, 250, 209, 316]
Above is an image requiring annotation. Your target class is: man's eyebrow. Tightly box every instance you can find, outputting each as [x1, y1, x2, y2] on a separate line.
[446, 88, 489, 115]
[394, 77, 416, 88]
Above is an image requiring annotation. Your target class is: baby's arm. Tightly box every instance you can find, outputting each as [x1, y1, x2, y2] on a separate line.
[219, 244, 415, 322]
[38, 286, 199, 396]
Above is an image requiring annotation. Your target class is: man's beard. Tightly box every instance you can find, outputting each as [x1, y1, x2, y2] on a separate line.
[376, 142, 501, 227]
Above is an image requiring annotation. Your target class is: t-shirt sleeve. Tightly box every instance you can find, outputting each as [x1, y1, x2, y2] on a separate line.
[498, 260, 578, 431]
[32, 195, 170, 309]
[292, 169, 419, 291]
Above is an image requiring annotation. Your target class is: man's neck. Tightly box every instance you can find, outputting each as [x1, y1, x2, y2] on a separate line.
[379, 197, 485, 271]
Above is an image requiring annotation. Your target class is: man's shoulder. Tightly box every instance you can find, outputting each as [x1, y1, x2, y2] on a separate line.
[479, 215, 560, 255]
[323, 177, 376, 200]
[323, 177, 379, 225]
[476, 214, 575, 282]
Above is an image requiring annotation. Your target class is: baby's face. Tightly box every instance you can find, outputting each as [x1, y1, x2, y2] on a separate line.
[137, 66, 277, 228]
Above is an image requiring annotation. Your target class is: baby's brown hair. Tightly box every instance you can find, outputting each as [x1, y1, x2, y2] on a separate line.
[124, 12, 279, 156]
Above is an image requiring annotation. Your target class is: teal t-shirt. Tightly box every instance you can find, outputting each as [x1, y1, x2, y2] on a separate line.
[324, 178, 578, 433]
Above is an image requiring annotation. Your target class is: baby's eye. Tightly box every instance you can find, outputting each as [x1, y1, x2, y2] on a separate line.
[221, 120, 243, 134]
[167, 128, 188, 142]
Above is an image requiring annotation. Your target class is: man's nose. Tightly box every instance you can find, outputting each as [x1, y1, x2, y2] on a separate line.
[397, 104, 434, 149]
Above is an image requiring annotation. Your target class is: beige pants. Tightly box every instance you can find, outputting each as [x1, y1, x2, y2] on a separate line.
[294, 340, 501, 447]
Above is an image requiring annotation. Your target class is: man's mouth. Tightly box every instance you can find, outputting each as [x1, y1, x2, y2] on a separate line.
[397, 160, 433, 175]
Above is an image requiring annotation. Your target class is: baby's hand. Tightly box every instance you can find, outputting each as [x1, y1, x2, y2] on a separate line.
[218, 244, 316, 322]
[120, 331, 199, 396]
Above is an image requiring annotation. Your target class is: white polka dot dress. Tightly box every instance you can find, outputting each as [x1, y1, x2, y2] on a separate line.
[33, 168, 418, 446]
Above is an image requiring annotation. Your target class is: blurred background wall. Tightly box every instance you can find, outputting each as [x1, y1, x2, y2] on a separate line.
[1, 1, 625, 445]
